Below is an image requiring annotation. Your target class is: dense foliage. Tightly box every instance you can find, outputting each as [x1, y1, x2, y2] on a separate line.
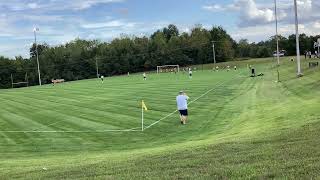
[0, 24, 319, 89]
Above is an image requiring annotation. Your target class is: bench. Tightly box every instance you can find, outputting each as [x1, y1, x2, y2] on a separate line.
[52, 79, 65, 84]
[309, 62, 319, 68]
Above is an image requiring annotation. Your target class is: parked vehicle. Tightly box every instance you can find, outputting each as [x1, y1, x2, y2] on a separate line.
[273, 50, 286, 57]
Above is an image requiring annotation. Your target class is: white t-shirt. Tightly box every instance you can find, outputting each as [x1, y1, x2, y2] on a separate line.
[176, 95, 189, 110]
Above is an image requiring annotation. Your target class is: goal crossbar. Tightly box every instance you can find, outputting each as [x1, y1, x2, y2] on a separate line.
[157, 65, 179, 73]
[11, 72, 29, 88]
[12, 82, 29, 85]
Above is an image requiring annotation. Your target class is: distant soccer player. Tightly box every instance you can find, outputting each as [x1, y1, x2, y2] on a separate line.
[189, 68, 192, 78]
[176, 91, 189, 125]
[143, 72, 147, 80]
[234, 66, 237, 70]
[100, 75, 104, 83]
[215, 66, 219, 71]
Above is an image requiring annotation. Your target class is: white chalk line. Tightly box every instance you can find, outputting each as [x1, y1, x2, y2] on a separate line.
[1, 71, 245, 133]
[145, 110, 179, 129]
[144, 71, 245, 130]
[0, 127, 141, 133]
[31, 120, 65, 131]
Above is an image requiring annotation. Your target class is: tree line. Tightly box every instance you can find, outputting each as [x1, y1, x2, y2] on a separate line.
[0, 24, 319, 89]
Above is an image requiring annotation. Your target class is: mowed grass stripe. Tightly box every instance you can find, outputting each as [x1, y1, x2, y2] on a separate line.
[0, 68, 246, 133]
[192, 77, 257, 134]
[0, 97, 140, 131]
[143, 71, 248, 132]
[0, 94, 141, 131]
[0, 59, 310, 151]
[1, 58, 320, 179]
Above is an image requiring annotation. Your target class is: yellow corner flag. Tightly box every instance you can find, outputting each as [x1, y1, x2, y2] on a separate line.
[142, 100, 148, 111]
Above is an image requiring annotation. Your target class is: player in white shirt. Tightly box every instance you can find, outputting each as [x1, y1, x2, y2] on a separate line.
[189, 68, 192, 79]
[143, 72, 146, 80]
[100, 75, 104, 83]
[176, 91, 190, 125]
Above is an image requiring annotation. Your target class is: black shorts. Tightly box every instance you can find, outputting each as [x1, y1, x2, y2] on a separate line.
[179, 109, 188, 116]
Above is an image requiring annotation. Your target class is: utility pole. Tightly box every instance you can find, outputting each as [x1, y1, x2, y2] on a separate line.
[318, 38, 320, 58]
[294, 0, 302, 76]
[96, 58, 99, 78]
[274, 0, 280, 82]
[274, 0, 280, 65]
[212, 41, 216, 67]
[11, 74, 13, 88]
[34, 27, 42, 85]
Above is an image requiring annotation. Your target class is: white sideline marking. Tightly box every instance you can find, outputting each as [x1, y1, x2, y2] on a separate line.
[144, 110, 178, 129]
[144, 71, 245, 130]
[0, 127, 141, 133]
[0, 71, 245, 133]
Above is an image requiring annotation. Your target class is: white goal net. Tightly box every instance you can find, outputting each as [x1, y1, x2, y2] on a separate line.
[157, 65, 179, 73]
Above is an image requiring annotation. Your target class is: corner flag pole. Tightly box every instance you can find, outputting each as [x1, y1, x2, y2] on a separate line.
[141, 100, 148, 131]
[141, 102, 144, 131]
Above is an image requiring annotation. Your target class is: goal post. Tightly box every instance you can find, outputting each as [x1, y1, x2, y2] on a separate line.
[157, 65, 180, 74]
[11, 72, 29, 88]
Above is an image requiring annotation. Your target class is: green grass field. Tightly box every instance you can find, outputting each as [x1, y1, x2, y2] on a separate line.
[1, 57, 320, 179]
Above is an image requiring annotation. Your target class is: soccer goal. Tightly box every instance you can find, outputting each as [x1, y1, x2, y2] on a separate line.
[157, 65, 179, 73]
[11, 73, 29, 88]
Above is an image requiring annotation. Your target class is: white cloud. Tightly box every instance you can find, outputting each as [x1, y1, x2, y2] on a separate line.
[231, 21, 320, 42]
[204, 0, 320, 41]
[0, 0, 124, 11]
[73, 0, 124, 10]
[203, 0, 320, 27]
[27, 3, 39, 9]
[204, 0, 276, 27]
[22, 15, 64, 22]
[313, 22, 320, 29]
[82, 20, 137, 29]
[202, 4, 226, 12]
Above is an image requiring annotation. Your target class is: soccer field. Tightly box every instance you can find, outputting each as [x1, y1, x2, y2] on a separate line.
[1, 57, 320, 179]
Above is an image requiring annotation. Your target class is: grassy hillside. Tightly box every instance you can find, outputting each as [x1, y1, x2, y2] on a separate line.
[1, 57, 320, 179]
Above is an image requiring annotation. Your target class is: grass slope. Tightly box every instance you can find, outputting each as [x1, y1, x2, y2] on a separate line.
[0, 57, 320, 179]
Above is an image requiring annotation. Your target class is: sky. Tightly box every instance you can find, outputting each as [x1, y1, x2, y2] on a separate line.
[0, 0, 319, 58]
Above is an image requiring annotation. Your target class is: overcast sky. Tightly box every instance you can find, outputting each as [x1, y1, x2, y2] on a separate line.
[0, 0, 319, 58]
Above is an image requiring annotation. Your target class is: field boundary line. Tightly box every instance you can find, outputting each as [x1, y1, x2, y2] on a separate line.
[0, 127, 141, 133]
[0, 71, 246, 133]
[144, 70, 246, 130]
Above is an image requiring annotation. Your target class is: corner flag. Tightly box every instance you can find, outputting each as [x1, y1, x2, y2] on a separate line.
[141, 100, 148, 131]
[142, 100, 148, 111]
